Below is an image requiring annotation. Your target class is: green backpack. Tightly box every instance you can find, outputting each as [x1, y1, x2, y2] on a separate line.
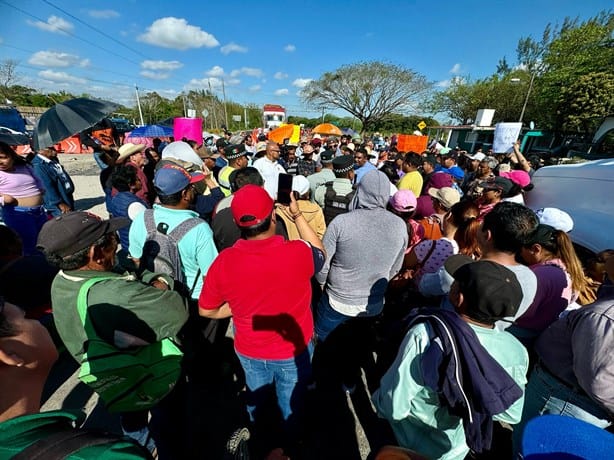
[76, 277, 183, 413]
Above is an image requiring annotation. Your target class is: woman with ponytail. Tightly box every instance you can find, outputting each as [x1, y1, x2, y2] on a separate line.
[512, 224, 591, 344]
[400, 200, 481, 297]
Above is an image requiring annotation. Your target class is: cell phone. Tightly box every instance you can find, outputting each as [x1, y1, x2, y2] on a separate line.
[277, 173, 293, 205]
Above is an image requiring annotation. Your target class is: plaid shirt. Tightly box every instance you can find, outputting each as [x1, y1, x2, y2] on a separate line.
[297, 159, 316, 177]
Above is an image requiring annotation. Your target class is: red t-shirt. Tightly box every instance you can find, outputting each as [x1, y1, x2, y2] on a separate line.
[199, 235, 315, 360]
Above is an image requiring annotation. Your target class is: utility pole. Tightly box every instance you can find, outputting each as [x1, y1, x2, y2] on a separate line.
[518, 72, 536, 124]
[244, 107, 248, 129]
[222, 78, 229, 129]
[182, 94, 187, 117]
[208, 79, 218, 130]
[134, 85, 144, 126]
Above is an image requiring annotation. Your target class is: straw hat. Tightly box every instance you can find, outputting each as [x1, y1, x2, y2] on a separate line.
[117, 143, 146, 163]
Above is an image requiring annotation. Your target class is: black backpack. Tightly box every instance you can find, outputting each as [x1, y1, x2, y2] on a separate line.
[323, 181, 356, 225]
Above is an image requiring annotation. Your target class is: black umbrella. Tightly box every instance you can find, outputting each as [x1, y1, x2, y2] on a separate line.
[33, 97, 120, 150]
[0, 130, 30, 146]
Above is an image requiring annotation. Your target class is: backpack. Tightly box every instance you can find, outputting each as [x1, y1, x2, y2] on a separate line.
[13, 426, 152, 459]
[141, 209, 202, 291]
[323, 182, 356, 225]
[417, 214, 443, 240]
[76, 277, 183, 413]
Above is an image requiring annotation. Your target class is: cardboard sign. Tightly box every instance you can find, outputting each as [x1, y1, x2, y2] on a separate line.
[396, 134, 428, 153]
[493, 122, 522, 153]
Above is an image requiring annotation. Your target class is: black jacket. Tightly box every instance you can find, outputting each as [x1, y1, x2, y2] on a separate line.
[406, 308, 523, 453]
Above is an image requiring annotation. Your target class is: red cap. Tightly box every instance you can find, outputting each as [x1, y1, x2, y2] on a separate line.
[231, 185, 274, 227]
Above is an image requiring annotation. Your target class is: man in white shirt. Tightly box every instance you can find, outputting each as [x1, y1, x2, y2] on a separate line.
[252, 141, 286, 199]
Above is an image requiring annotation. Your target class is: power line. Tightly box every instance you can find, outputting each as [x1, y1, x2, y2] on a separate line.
[41, 0, 153, 60]
[2, 42, 165, 88]
[0, 0, 142, 66]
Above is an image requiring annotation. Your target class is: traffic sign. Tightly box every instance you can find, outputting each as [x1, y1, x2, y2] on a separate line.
[201, 109, 209, 118]
[418, 121, 427, 130]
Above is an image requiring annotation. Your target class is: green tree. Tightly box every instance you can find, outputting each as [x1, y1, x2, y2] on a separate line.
[533, 12, 614, 130]
[556, 72, 614, 132]
[428, 73, 531, 125]
[301, 61, 431, 133]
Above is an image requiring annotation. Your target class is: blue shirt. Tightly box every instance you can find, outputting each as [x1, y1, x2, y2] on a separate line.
[128, 204, 218, 299]
[353, 162, 376, 184]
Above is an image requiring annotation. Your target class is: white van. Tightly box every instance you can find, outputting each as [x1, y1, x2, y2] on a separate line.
[525, 159, 614, 254]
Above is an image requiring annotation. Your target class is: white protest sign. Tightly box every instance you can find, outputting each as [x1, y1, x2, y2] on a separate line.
[493, 122, 522, 153]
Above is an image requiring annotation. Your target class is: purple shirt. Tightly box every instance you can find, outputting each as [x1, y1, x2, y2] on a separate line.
[0, 165, 44, 199]
[514, 262, 572, 332]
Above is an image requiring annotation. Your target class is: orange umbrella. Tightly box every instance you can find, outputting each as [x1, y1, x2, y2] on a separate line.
[268, 124, 296, 144]
[313, 123, 343, 136]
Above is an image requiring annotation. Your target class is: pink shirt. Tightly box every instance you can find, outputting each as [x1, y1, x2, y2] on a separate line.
[0, 165, 44, 199]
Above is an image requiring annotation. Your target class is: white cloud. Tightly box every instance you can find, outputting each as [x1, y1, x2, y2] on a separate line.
[230, 67, 263, 78]
[274, 72, 288, 80]
[27, 16, 74, 34]
[141, 60, 183, 71]
[283, 44, 296, 52]
[140, 70, 170, 80]
[449, 63, 461, 74]
[38, 70, 86, 85]
[205, 65, 225, 77]
[185, 76, 239, 90]
[28, 51, 80, 68]
[274, 88, 289, 96]
[249, 85, 261, 92]
[186, 77, 222, 91]
[138, 17, 219, 50]
[437, 75, 465, 88]
[292, 78, 312, 88]
[220, 42, 248, 55]
[79, 59, 91, 68]
[88, 10, 119, 19]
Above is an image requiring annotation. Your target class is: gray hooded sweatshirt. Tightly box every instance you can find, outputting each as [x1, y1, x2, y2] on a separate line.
[316, 169, 408, 315]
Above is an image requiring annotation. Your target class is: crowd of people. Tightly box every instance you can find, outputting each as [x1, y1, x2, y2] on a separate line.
[1, 128, 613, 459]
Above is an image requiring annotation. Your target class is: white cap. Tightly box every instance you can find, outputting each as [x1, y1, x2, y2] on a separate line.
[535, 207, 574, 233]
[292, 175, 310, 196]
[467, 152, 486, 161]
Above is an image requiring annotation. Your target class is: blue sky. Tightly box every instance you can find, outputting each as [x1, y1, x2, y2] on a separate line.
[0, 0, 611, 119]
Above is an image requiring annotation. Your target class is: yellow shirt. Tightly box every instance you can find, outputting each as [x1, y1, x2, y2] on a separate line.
[396, 170, 423, 197]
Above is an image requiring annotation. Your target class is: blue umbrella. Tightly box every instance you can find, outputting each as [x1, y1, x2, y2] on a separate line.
[342, 128, 358, 136]
[129, 124, 173, 137]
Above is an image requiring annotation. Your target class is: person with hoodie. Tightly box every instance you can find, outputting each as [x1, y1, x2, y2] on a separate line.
[314, 170, 407, 390]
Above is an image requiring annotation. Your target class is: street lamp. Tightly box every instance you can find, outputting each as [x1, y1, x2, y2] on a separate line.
[511, 74, 536, 124]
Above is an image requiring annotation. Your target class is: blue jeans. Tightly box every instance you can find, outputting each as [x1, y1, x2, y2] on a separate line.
[314, 292, 352, 342]
[512, 364, 612, 455]
[315, 291, 384, 342]
[2, 205, 48, 255]
[236, 342, 313, 438]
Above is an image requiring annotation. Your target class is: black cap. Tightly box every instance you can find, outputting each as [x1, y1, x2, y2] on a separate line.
[225, 144, 247, 160]
[423, 155, 437, 167]
[478, 176, 514, 195]
[524, 224, 557, 246]
[332, 154, 354, 173]
[216, 138, 230, 149]
[37, 212, 129, 258]
[320, 150, 335, 163]
[445, 255, 522, 323]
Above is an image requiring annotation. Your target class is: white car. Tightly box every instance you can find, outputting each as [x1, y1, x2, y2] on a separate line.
[525, 159, 614, 254]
